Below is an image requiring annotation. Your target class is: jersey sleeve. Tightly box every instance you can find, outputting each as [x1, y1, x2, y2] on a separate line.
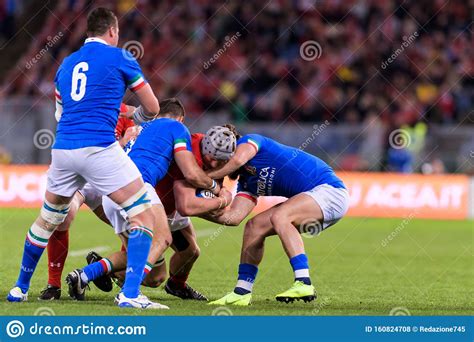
[54, 70, 63, 122]
[236, 181, 258, 204]
[119, 51, 147, 92]
[237, 134, 264, 153]
[172, 123, 192, 154]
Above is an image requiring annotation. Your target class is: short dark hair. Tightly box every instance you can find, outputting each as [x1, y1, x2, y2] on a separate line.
[87, 7, 117, 37]
[223, 123, 241, 139]
[159, 98, 186, 118]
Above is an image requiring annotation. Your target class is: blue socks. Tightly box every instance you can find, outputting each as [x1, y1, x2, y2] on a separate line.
[83, 258, 113, 283]
[234, 263, 258, 295]
[16, 224, 53, 292]
[122, 226, 153, 298]
[290, 254, 311, 285]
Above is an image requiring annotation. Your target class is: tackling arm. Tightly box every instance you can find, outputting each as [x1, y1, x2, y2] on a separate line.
[130, 84, 160, 123]
[174, 150, 221, 194]
[201, 195, 256, 226]
[207, 143, 256, 179]
[173, 180, 232, 217]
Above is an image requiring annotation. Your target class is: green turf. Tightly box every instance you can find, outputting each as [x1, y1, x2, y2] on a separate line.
[0, 208, 472, 316]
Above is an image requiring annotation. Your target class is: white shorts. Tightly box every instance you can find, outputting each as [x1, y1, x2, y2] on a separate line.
[47, 142, 141, 197]
[303, 184, 349, 229]
[102, 183, 161, 235]
[168, 211, 191, 232]
[77, 183, 102, 211]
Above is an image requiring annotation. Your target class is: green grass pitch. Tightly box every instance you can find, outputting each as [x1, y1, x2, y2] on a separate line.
[0, 208, 472, 316]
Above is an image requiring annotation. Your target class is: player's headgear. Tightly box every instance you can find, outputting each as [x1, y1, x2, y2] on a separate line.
[202, 126, 237, 161]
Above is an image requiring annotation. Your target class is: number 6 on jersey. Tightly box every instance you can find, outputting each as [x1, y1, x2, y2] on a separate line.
[71, 62, 89, 101]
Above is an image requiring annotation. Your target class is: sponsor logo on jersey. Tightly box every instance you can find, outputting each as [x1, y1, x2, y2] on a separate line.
[257, 167, 276, 196]
[244, 164, 257, 175]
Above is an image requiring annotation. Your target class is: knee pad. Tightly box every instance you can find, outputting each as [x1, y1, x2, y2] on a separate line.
[40, 200, 70, 226]
[119, 186, 152, 218]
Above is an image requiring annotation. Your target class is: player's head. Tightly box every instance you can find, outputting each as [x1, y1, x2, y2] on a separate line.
[158, 97, 185, 122]
[87, 7, 119, 47]
[201, 125, 237, 169]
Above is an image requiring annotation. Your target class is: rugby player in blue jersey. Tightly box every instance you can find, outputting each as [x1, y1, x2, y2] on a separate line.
[65, 98, 224, 308]
[7, 8, 170, 309]
[206, 129, 349, 305]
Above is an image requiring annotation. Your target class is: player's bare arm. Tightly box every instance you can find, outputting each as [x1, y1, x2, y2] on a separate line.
[118, 125, 140, 148]
[207, 143, 257, 179]
[131, 84, 160, 122]
[173, 180, 232, 217]
[202, 195, 256, 226]
[174, 150, 221, 195]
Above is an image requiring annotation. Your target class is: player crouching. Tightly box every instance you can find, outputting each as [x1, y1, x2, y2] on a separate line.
[204, 131, 349, 305]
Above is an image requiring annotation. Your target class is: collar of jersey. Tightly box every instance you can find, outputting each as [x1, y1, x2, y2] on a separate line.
[84, 37, 108, 45]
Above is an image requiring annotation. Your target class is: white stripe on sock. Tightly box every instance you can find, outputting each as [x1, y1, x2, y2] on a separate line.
[236, 279, 254, 292]
[30, 223, 53, 239]
[294, 269, 310, 278]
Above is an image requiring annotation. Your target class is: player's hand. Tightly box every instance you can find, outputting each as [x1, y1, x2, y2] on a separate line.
[208, 207, 225, 217]
[219, 188, 233, 207]
[119, 126, 140, 147]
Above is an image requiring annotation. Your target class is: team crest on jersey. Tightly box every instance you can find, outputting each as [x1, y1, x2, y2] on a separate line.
[244, 164, 257, 175]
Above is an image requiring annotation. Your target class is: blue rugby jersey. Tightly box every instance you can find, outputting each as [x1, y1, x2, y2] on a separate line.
[236, 134, 345, 199]
[128, 118, 192, 187]
[53, 38, 147, 149]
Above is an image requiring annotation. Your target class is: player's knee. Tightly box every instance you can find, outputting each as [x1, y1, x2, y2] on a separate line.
[40, 199, 70, 230]
[243, 218, 266, 243]
[154, 230, 172, 250]
[182, 243, 200, 261]
[162, 230, 173, 248]
[270, 209, 289, 228]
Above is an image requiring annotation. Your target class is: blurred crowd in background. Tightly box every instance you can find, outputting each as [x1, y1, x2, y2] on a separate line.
[0, 0, 472, 172]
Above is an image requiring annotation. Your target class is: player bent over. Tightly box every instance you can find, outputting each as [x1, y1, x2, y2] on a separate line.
[7, 8, 162, 309]
[205, 131, 349, 305]
[84, 127, 236, 300]
[65, 99, 223, 304]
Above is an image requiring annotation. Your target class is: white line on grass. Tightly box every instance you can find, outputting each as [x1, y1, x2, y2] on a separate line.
[196, 228, 219, 238]
[69, 246, 110, 258]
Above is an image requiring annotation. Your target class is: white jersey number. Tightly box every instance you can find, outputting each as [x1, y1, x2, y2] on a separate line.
[70, 62, 89, 101]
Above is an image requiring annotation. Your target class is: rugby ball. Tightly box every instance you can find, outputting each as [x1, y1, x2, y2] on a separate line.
[195, 189, 216, 198]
